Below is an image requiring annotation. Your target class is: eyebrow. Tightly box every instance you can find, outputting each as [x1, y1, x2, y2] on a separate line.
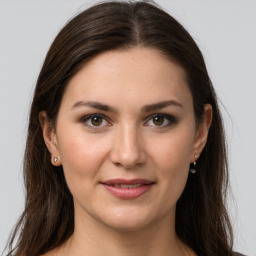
[71, 101, 116, 112]
[71, 100, 183, 112]
[142, 100, 183, 112]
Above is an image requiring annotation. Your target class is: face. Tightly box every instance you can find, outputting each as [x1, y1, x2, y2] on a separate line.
[41, 47, 211, 232]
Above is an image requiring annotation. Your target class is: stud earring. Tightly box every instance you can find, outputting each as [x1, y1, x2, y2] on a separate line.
[54, 157, 58, 163]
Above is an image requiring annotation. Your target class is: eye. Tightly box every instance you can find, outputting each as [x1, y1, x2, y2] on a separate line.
[145, 114, 176, 128]
[81, 114, 110, 128]
[152, 115, 165, 126]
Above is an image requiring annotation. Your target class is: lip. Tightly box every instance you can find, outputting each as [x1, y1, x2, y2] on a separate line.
[101, 179, 155, 200]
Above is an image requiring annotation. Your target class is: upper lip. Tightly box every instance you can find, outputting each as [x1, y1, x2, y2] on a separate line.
[101, 179, 155, 185]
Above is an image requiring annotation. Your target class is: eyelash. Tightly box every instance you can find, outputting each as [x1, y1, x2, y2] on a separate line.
[144, 113, 177, 128]
[80, 113, 177, 130]
[80, 114, 110, 130]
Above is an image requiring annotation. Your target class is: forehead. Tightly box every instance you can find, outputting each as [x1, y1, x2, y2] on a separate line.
[61, 47, 192, 110]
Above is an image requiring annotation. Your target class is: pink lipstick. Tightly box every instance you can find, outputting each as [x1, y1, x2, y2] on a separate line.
[101, 179, 154, 199]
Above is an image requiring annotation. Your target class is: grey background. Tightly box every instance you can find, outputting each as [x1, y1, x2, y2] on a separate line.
[0, 0, 255, 255]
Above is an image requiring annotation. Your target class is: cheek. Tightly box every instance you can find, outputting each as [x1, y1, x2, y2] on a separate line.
[56, 130, 113, 204]
[57, 129, 111, 179]
[151, 129, 194, 169]
[148, 128, 195, 193]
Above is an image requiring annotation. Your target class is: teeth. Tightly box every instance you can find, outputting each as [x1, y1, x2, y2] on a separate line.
[113, 184, 142, 188]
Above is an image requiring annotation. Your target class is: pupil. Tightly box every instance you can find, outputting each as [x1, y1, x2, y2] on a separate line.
[153, 116, 164, 126]
[92, 116, 102, 126]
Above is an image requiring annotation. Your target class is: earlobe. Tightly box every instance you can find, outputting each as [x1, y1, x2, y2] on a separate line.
[191, 104, 212, 162]
[38, 111, 62, 166]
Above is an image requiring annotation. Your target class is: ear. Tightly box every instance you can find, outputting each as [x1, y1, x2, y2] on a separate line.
[190, 104, 212, 162]
[39, 111, 62, 166]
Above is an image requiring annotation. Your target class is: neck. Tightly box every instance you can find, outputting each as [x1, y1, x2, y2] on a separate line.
[62, 207, 189, 256]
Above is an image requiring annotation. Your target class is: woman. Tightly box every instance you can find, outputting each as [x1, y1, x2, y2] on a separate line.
[4, 1, 245, 255]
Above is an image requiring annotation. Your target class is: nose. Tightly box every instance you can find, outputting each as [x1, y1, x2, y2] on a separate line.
[109, 124, 146, 169]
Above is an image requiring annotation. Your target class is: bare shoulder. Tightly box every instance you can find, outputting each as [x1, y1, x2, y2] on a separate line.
[233, 252, 246, 256]
[40, 238, 72, 256]
[40, 251, 55, 256]
[40, 247, 62, 256]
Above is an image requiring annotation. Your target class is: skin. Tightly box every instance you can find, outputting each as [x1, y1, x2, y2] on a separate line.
[40, 47, 212, 256]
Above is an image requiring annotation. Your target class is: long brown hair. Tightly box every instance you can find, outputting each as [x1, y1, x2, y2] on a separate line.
[5, 1, 233, 255]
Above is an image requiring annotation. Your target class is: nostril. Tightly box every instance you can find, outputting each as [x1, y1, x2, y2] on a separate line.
[110, 149, 146, 169]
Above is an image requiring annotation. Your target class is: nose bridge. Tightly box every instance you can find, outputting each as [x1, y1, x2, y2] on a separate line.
[110, 121, 145, 168]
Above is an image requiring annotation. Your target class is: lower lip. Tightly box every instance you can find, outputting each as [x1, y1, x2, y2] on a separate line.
[102, 184, 153, 199]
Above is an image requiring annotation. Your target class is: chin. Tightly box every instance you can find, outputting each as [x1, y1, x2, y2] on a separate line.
[96, 206, 163, 232]
[104, 218, 152, 232]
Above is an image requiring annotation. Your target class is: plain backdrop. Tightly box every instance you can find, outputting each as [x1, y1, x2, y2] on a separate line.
[0, 0, 255, 255]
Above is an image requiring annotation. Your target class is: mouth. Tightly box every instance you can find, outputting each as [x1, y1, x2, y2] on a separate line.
[101, 179, 155, 200]
[110, 184, 144, 188]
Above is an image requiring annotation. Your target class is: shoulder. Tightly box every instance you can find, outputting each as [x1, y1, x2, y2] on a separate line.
[40, 249, 58, 256]
[40, 244, 67, 256]
[233, 252, 247, 256]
